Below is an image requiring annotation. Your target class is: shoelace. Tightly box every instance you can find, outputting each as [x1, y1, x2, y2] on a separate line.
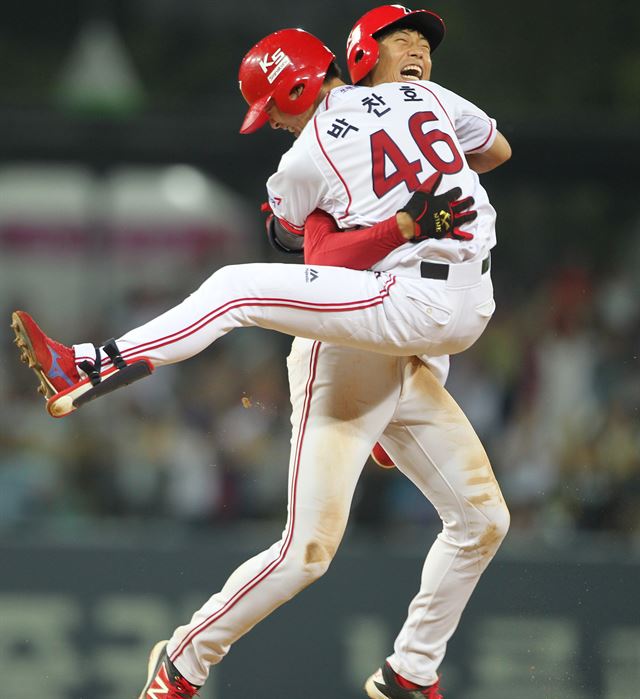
[166, 675, 199, 699]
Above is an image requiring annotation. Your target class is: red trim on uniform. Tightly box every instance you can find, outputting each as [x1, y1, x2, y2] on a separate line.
[312, 116, 353, 223]
[114, 277, 396, 362]
[412, 82, 456, 131]
[413, 82, 494, 154]
[170, 340, 322, 662]
[276, 216, 305, 234]
[466, 119, 495, 153]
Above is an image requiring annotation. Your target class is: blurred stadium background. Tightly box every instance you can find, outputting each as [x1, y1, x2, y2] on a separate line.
[1, 1, 639, 697]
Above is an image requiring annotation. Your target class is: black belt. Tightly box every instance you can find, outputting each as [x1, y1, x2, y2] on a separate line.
[420, 253, 491, 280]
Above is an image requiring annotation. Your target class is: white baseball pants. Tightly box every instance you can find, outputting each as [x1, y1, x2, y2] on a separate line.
[71, 259, 505, 687]
[165, 340, 509, 687]
[73, 260, 495, 371]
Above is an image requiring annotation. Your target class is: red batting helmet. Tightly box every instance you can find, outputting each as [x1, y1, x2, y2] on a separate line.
[346, 5, 445, 84]
[238, 28, 335, 135]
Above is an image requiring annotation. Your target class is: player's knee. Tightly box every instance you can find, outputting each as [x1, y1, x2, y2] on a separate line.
[470, 500, 510, 558]
[491, 500, 510, 546]
[299, 539, 336, 580]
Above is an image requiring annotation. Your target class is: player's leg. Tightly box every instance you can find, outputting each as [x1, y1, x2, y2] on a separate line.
[15, 261, 492, 416]
[161, 340, 399, 686]
[70, 263, 399, 371]
[415, 353, 450, 388]
[73, 261, 493, 371]
[13, 263, 396, 415]
[369, 358, 509, 690]
[371, 353, 449, 469]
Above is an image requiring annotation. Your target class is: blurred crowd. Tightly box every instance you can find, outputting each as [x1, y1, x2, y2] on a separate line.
[449, 261, 640, 538]
[2, 243, 639, 543]
[1, 0, 639, 551]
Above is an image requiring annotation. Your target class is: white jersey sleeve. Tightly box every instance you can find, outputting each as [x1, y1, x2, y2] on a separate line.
[266, 129, 330, 233]
[418, 82, 497, 154]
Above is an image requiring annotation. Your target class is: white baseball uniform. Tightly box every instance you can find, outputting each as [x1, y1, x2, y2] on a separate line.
[267, 81, 497, 270]
[71, 80, 509, 687]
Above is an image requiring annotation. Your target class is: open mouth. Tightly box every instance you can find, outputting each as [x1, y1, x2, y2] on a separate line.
[400, 64, 423, 80]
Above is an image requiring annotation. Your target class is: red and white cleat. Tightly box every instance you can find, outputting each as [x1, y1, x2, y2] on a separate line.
[370, 442, 396, 469]
[11, 310, 80, 399]
[12, 310, 154, 418]
[138, 640, 200, 699]
[365, 662, 442, 699]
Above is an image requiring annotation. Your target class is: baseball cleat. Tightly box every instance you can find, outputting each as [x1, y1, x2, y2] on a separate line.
[364, 662, 442, 699]
[11, 310, 80, 399]
[371, 442, 396, 469]
[12, 310, 154, 418]
[138, 640, 200, 699]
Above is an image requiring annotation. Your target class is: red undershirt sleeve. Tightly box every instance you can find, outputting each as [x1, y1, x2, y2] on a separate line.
[302, 209, 408, 270]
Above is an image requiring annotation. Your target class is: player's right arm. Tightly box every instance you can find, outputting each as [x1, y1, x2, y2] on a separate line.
[303, 173, 478, 269]
[425, 81, 511, 174]
[466, 131, 511, 174]
[303, 210, 408, 269]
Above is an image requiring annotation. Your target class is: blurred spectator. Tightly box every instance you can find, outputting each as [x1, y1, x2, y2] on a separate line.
[1, 169, 639, 544]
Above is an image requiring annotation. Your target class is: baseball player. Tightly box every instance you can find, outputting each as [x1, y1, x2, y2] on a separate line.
[266, 164, 478, 470]
[11, 29, 505, 420]
[243, 12, 511, 699]
[11, 9, 511, 699]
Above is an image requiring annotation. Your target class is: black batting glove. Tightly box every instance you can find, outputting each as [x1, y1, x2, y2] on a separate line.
[399, 172, 477, 242]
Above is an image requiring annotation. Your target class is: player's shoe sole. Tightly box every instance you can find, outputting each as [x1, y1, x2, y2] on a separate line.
[364, 669, 387, 699]
[364, 664, 442, 698]
[138, 640, 169, 699]
[11, 311, 62, 399]
[46, 358, 154, 418]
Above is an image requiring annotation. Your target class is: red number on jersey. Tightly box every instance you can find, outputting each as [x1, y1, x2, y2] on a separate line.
[370, 130, 422, 198]
[409, 112, 465, 175]
[370, 111, 464, 198]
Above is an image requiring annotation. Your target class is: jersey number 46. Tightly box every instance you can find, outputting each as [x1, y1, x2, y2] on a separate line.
[371, 111, 464, 198]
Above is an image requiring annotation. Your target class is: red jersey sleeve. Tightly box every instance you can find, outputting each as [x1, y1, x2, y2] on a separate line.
[303, 210, 407, 270]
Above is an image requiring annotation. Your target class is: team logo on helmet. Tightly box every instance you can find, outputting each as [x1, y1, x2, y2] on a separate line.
[258, 48, 292, 85]
[346, 27, 361, 55]
[238, 28, 335, 134]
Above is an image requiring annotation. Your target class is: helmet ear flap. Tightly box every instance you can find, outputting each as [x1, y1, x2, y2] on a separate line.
[273, 74, 306, 115]
[272, 69, 325, 116]
[347, 33, 380, 84]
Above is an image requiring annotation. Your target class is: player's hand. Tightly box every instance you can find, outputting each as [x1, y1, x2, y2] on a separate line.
[398, 172, 477, 242]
